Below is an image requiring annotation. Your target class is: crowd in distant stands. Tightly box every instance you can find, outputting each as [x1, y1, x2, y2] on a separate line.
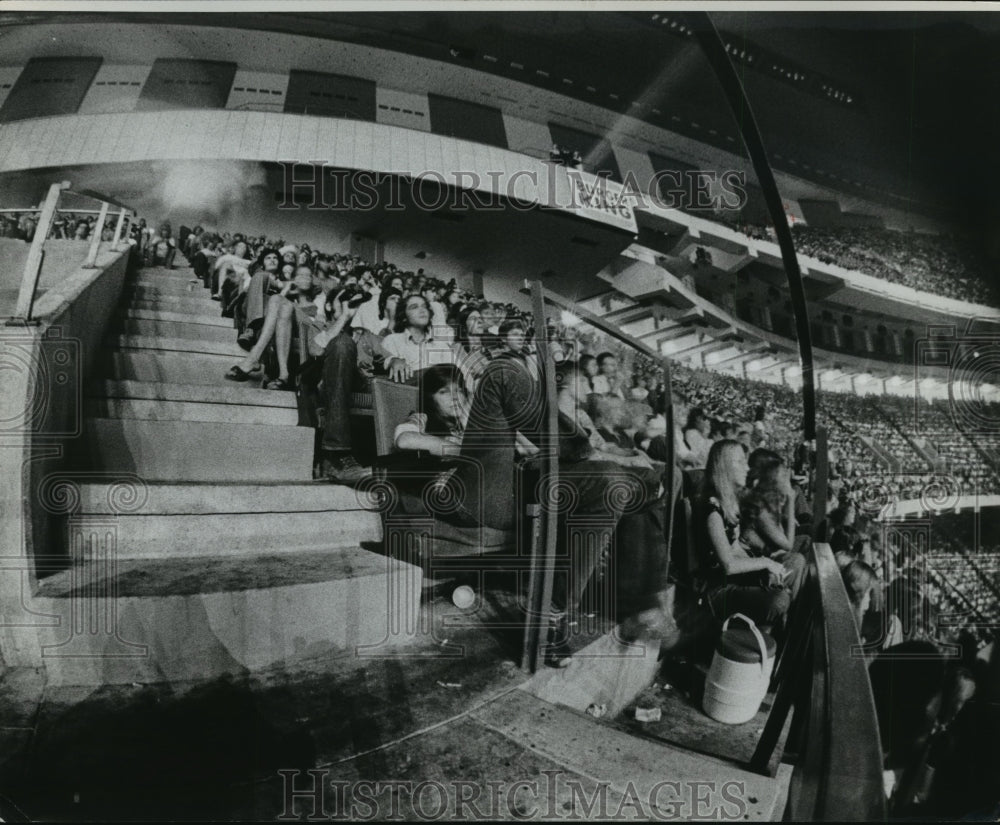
[725, 219, 997, 306]
[0, 209, 121, 243]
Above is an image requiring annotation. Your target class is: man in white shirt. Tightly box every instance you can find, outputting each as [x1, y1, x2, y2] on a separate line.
[381, 294, 455, 382]
[590, 352, 625, 399]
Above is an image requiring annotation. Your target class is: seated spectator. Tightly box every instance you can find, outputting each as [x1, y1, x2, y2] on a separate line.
[451, 305, 492, 389]
[145, 222, 177, 268]
[739, 453, 809, 597]
[557, 361, 652, 467]
[224, 252, 300, 389]
[696, 439, 797, 630]
[448, 351, 663, 666]
[683, 407, 713, 469]
[841, 559, 878, 637]
[578, 354, 599, 389]
[212, 239, 252, 302]
[591, 352, 625, 398]
[381, 294, 456, 383]
[393, 363, 468, 457]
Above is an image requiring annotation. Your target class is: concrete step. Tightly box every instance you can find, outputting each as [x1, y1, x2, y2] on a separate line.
[32, 547, 421, 685]
[110, 334, 245, 358]
[125, 294, 221, 314]
[130, 273, 210, 295]
[125, 285, 217, 307]
[117, 318, 237, 345]
[472, 691, 784, 820]
[76, 480, 372, 515]
[121, 306, 232, 328]
[105, 349, 255, 385]
[84, 417, 314, 481]
[95, 379, 298, 409]
[86, 396, 299, 426]
[62, 509, 382, 560]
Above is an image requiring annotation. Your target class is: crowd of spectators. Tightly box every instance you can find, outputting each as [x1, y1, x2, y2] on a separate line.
[0, 209, 122, 243]
[130, 223, 1000, 813]
[723, 218, 997, 306]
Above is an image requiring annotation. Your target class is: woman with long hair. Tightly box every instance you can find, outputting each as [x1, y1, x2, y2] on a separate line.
[224, 250, 299, 389]
[394, 364, 468, 456]
[451, 305, 492, 389]
[740, 451, 809, 599]
[697, 439, 794, 630]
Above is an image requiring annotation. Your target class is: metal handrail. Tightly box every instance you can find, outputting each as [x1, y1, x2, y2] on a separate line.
[3, 182, 135, 324]
[518, 279, 676, 672]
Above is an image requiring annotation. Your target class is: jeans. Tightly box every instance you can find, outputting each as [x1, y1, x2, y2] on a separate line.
[320, 332, 364, 453]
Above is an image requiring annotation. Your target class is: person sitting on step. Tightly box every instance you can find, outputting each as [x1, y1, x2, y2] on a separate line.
[224, 259, 308, 391]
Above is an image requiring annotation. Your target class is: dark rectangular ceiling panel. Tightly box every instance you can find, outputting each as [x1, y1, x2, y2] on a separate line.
[137, 59, 237, 111]
[427, 94, 508, 149]
[0, 57, 103, 123]
[284, 70, 376, 120]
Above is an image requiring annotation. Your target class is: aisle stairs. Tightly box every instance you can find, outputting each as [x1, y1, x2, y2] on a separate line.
[34, 263, 420, 686]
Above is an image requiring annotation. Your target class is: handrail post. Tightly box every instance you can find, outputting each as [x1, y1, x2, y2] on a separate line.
[8, 180, 70, 325]
[83, 201, 110, 268]
[521, 278, 560, 673]
[111, 208, 128, 250]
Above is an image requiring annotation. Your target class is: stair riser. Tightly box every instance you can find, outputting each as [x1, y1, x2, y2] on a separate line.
[112, 335, 245, 358]
[118, 319, 236, 345]
[87, 397, 300, 427]
[85, 418, 314, 481]
[76, 480, 370, 515]
[122, 307, 232, 328]
[33, 562, 420, 686]
[95, 379, 297, 410]
[125, 298, 221, 317]
[105, 350, 244, 385]
[90, 511, 382, 559]
[130, 276, 211, 296]
[125, 287, 217, 308]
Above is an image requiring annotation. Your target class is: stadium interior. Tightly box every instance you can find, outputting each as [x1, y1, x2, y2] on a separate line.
[0, 8, 998, 823]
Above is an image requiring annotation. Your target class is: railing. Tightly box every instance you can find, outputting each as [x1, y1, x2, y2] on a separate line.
[2, 183, 135, 324]
[520, 280, 676, 672]
[753, 542, 887, 820]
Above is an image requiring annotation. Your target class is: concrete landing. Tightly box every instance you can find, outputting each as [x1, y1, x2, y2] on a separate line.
[32, 547, 423, 686]
[472, 690, 784, 820]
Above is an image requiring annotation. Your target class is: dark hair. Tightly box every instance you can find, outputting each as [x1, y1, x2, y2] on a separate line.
[454, 305, 484, 353]
[754, 405, 767, 422]
[378, 287, 402, 321]
[684, 407, 707, 431]
[747, 448, 783, 487]
[597, 351, 616, 366]
[842, 560, 877, 608]
[418, 364, 465, 437]
[394, 293, 431, 333]
[254, 247, 280, 271]
[579, 353, 597, 374]
[498, 317, 526, 337]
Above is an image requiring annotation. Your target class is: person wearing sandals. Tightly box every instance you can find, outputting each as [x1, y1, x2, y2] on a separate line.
[224, 252, 300, 390]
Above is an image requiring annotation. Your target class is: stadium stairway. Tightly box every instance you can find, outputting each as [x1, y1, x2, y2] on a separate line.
[33, 263, 422, 686]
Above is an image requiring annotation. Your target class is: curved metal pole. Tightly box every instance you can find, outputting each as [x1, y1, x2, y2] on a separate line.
[683, 11, 817, 440]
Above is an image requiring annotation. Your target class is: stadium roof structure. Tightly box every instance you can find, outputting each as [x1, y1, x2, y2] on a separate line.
[2, 8, 997, 226]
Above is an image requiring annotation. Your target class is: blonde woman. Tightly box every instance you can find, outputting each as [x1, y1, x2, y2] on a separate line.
[696, 439, 795, 630]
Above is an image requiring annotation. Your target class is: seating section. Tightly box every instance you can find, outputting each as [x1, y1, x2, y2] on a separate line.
[725, 220, 997, 306]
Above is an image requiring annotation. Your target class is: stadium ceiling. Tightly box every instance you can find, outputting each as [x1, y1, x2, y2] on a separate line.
[2, 10, 999, 221]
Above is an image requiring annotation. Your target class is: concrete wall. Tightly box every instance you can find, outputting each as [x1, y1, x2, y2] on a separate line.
[0, 243, 131, 667]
